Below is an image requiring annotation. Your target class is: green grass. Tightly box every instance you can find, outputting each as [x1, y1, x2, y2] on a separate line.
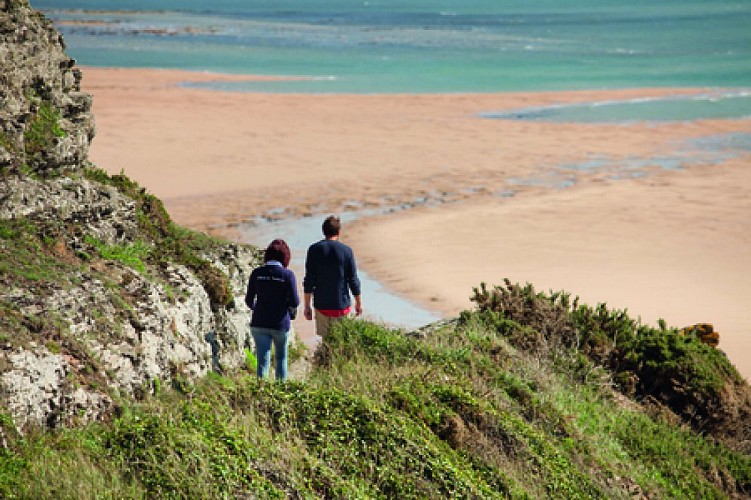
[3, 313, 748, 498]
[84, 235, 150, 274]
[0, 217, 134, 349]
[83, 167, 242, 308]
[23, 100, 66, 171]
[0, 218, 79, 287]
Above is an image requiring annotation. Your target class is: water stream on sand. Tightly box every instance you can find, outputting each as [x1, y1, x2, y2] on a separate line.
[236, 210, 443, 347]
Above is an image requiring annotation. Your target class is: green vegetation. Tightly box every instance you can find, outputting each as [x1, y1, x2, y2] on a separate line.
[471, 280, 747, 441]
[84, 236, 151, 274]
[1, 303, 749, 498]
[0, 215, 128, 348]
[83, 167, 238, 308]
[23, 101, 66, 165]
[0, 217, 74, 286]
[0, 130, 15, 155]
[1, 162, 748, 496]
[84, 236, 150, 274]
[0, 167, 244, 393]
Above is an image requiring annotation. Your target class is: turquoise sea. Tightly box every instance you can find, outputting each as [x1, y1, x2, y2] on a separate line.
[32, 1, 751, 95]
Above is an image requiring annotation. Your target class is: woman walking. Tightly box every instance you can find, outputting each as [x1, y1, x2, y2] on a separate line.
[245, 239, 299, 382]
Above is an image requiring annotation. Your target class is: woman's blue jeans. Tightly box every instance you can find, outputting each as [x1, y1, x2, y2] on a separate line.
[251, 327, 290, 382]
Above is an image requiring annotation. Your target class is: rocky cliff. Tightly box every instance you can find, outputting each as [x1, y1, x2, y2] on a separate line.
[1, 0, 260, 430]
[0, 0, 92, 176]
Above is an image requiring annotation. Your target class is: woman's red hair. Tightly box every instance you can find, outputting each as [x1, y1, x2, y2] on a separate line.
[264, 239, 291, 268]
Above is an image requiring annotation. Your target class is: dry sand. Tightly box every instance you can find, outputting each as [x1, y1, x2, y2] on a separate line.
[349, 161, 751, 368]
[82, 67, 751, 379]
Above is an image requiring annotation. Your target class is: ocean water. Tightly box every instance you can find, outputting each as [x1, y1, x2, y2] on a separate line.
[481, 90, 751, 122]
[31, 0, 751, 95]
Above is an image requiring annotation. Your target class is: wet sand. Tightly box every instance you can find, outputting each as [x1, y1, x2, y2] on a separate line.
[81, 67, 751, 379]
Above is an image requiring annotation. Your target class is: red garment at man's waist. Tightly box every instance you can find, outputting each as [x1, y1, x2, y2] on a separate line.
[317, 306, 351, 318]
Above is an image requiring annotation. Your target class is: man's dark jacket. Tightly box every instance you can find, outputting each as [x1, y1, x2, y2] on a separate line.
[303, 239, 361, 310]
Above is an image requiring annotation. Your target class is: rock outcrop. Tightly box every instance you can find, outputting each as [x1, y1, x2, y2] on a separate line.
[0, 1, 261, 431]
[0, 0, 93, 176]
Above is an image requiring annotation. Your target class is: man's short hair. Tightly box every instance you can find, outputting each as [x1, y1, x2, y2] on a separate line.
[322, 215, 341, 238]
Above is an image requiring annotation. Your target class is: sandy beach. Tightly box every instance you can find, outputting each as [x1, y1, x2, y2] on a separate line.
[81, 67, 751, 380]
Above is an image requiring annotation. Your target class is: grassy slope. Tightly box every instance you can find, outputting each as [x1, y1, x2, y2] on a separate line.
[1, 169, 749, 499]
[2, 304, 749, 498]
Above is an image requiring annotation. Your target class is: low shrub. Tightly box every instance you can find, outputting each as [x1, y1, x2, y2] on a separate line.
[471, 279, 750, 451]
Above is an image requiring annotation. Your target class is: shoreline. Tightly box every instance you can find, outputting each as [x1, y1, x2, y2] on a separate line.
[81, 66, 751, 379]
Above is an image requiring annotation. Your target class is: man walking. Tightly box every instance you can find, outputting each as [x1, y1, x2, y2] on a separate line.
[303, 215, 362, 337]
